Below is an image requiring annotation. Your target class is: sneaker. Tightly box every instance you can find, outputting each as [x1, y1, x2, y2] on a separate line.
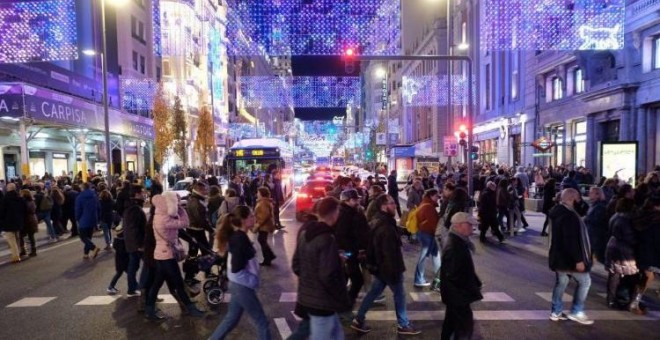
[373, 295, 386, 303]
[91, 247, 101, 259]
[567, 312, 594, 325]
[414, 282, 431, 288]
[126, 290, 141, 297]
[350, 319, 371, 334]
[397, 325, 422, 335]
[549, 312, 568, 321]
[107, 287, 119, 295]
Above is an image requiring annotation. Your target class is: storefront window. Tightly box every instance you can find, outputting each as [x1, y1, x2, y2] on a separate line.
[29, 158, 46, 177]
[574, 121, 587, 167]
[52, 158, 68, 177]
[479, 139, 498, 164]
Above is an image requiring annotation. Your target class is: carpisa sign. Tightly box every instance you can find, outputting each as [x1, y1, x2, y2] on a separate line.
[0, 83, 154, 140]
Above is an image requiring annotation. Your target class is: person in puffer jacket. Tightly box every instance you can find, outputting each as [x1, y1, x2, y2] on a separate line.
[210, 205, 271, 340]
[145, 192, 204, 321]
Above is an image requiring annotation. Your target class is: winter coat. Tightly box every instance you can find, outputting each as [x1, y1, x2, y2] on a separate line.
[219, 196, 240, 216]
[584, 200, 608, 263]
[542, 183, 557, 214]
[548, 204, 592, 272]
[514, 167, 530, 190]
[207, 194, 224, 221]
[24, 200, 39, 234]
[334, 202, 370, 254]
[113, 235, 129, 273]
[99, 198, 115, 225]
[122, 199, 146, 253]
[416, 197, 439, 236]
[63, 190, 79, 216]
[387, 175, 399, 197]
[478, 187, 498, 220]
[368, 211, 406, 285]
[186, 192, 211, 232]
[635, 209, 660, 271]
[0, 191, 27, 232]
[443, 188, 468, 228]
[292, 221, 351, 314]
[255, 197, 275, 233]
[440, 232, 483, 306]
[75, 189, 100, 230]
[496, 187, 511, 209]
[152, 193, 189, 261]
[406, 187, 423, 210]
[605, 213, 637, 268]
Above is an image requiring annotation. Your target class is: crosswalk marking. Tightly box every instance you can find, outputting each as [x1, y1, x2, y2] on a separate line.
[7, 297, 57, 308]
[274, 318, 292, 339]
[410, 292, 515, 303]
[158, 294, 179, 304]
[75, 296, 119, 306]
[535, 292, 572, 303]
[481, 292, 516, 302]
[362, 309, 660, 321]
[279, 292, 297, 302]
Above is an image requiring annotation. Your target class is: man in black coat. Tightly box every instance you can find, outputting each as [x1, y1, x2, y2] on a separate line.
[335, 189, 370, 305]
[0, 183, 27, 263]
[441, 212, 483, 340]
[547, 188, 594, 325]
[62, 185, 80, 237]
[477, 181, 504, 243]
[351, 194, 421, 335]
[123, 189, 147, 296]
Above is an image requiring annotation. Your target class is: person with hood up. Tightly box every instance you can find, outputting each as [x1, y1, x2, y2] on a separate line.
[210, 205, 271, 339]
[547, 188, 594, 325]
[255, 187, 276, 266]
[75, 182, 101, 260]
[147, 192, 205, 320]
[413, 189, 441, 288]
[292, 197, 350, 339]
[405, 179, 424, 211]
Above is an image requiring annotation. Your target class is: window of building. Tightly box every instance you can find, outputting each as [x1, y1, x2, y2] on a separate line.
[511, 51, 520, 101]
[131, 16, 137, 37]
[138, 21, 145, 41]
[140, 55, 145, 74]
[552, 76, 563, 100]
[574, 121, 587, 167]
[654, 36, 660, 70]
[163, 60, 171, 76]
[574, 68, 585, 94]
[132, 51, 138, 71]
[485, 64, 491, 110]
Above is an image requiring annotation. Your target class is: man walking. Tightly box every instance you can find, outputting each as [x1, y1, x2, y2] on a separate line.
[123, 188, 147, 296]
[477, 181, 505, 243]
[351, 194, 421, 335]
[548, 188, 594, 325]
[75, 183, 101, 260]
[440, 212, 483, 340]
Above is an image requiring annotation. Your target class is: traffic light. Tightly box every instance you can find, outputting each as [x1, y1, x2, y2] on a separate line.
[343, 48, 356, 74]
[366, 150, 373, 159]
[456, 124, 468, 147]
[469, 145, 479, 160]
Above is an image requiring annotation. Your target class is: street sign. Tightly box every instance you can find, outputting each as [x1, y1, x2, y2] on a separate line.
[443, 136, 458, 157]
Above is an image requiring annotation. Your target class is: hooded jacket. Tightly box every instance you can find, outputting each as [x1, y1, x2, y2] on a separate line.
[186, 191, 211, 232]
[152, 193, 189, 261]
[514, 166, 530, 189]
[292, 221, 351, 314]
[440, 232, 483, 306]
[548, 204, 592, 272]
[75, 189, 100, 230]
[334, 202, 370, 254]
[368, 211, 406, 284]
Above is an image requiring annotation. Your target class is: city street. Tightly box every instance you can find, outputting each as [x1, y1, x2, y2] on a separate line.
[0, 197, 658, 340]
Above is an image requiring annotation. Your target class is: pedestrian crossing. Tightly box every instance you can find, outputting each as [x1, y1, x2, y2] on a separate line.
[5, 294, 231, 308]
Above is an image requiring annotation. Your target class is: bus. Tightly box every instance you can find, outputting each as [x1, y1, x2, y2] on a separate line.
[331, 156, 345, 174]
[226, 138, 294, 198]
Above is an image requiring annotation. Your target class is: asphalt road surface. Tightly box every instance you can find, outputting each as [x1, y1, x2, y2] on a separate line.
[1, 196, 659, 340]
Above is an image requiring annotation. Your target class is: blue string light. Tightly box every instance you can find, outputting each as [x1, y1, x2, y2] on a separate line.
[240, 76, 361, 108]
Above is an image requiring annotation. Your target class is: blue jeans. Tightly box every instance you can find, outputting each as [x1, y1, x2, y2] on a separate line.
[127, 252, 142, 293]
[414, 232, 441, 285]
[78, 228, 96, 254]
[100, 222, 112, 246]
[310, 314, 344, 340]
[210, 282, 271, 340]
[356, 274, 410, 328]
[39, 211, 55, 238]
[551, 271, 591, 315]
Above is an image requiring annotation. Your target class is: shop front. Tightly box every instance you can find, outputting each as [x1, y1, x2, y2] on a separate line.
[388, 145, 415, 184]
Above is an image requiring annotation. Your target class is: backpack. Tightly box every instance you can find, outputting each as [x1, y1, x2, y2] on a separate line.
[39, 194, 53, 212]
[405, 205, 421, 234]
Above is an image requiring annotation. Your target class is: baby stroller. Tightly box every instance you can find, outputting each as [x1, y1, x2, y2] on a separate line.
[180, 231, 228, 306]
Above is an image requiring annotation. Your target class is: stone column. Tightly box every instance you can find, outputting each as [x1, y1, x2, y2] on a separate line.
[136, 140, 144, 176]
[647, 109, 657, 172]
[619, 108, 631, 140]
[45, 151, 54, 176]
[19, 119, 29, 177]
[118, 137, 125, 176]
[148, 141, 155, 177]
[586, 115, 596, 173]
[78, 133, 87, 182]
[69, 138, 78, 176]
[0, 146, 6, 181]
[636, 107, 648, 174]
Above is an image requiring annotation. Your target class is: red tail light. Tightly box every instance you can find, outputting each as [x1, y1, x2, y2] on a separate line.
[297, 193, 309, 198]
[314, 187, 325, 191]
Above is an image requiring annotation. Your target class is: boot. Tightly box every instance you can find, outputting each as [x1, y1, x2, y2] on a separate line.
[185, 303, 205, 318]
[137, 289, 146, 313]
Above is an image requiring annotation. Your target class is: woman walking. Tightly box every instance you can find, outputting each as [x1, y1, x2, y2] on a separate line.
[605, 198, 639, 311]
[146, 192, 205, 320]
[255, 187, 276, 266]
[20, 189, 38, 257]
[210, 205, 271, 340]
[99, 190, 115, 250]
[631, 195, 660, 314]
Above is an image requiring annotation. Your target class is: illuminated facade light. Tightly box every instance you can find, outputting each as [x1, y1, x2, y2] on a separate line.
[0, 0, 78, 63]
[481, 0, 625, 51]
[240, 76, 361, 108]
[402, 75, 475, 106]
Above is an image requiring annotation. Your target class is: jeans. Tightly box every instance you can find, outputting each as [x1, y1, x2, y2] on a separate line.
[39, 211, 55, 239]
[441, 304, 474, 340]
[79, 228, 97, 255]
[414, 232, 441, 285]
[146, 259, 193, 308]
[127, 252, 142, 293]
[100, 222, 112, 246]
[356, 273, 410, 328]
[551, 271, 591, 315]
[210, 282, 272, 340]
[309, 314, 344, 340]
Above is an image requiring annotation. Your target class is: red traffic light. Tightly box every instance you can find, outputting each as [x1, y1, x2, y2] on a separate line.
[345, 48, 355, 57]
[459, 131, 467, 139]
[459, 124, 467, 132]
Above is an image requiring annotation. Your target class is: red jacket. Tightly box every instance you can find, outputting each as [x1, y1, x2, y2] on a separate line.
[416, 197, 439, 235]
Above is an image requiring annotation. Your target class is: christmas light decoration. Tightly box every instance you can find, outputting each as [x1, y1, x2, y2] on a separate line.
[240, 76, 361, 108]
[481, 0, 625, 51]
[0, 0, 78, 63]
[402, 75, 475, 106]
[121, 78, 158, 115]
[225, 0, 400, 56]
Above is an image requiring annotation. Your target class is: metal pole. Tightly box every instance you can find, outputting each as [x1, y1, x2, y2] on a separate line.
[101, 0, 112, 186]
[467, 59, 474, 197]
[446, 0, 453, 168]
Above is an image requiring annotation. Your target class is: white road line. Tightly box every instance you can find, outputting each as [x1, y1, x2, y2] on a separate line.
[481, 292, 516, 302]
[75, 295, 120, 306]
[274, 317, 292, 339]
[290, 311, 302, 322]
[0, 238, 78, 266]
[7, 297, 57, 308]
[279, 292, 297, 302]
[410, 292, 515, 303]
[279, 196, 294, 216]
[362, 309, 660, 321]
[535, 292, 572, 303]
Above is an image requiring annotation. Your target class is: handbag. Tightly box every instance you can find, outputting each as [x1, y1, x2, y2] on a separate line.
[611, 260, 639, 276]
[154, 226, 187, 262]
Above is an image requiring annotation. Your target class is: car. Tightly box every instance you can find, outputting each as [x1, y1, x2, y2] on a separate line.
[307, 173, 333, 182]
[295, 179, 332, 221]
[170, 177, 194, 204]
